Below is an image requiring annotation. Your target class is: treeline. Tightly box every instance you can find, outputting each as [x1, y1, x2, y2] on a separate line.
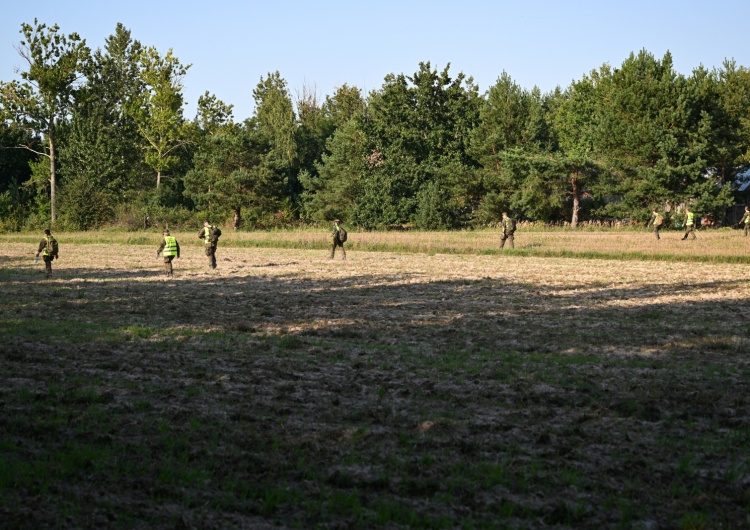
[1, 21, 749, 232]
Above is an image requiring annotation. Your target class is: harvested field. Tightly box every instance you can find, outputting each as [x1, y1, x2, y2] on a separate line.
[1, 232, 749, 529]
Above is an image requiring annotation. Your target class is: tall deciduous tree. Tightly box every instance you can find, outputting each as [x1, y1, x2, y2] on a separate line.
[0, 19, 89, 223]
[58, 24, 147, 228]
[126, 46, 190, 188]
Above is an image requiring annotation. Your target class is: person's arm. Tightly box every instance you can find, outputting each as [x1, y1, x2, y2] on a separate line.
[176, 241, 181, 258]
[37, 239, 45, 255]
[156, 239, 165, 257]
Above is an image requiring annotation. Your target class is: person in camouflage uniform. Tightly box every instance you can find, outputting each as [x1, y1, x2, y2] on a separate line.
[739, 206, 750, 236]
[35, 228, 59, 279]
[647, 209, 664, 240]
[156, 230, 180, 277]
[499, 212, 516, 249]
[329, 219, 346, 260]
[198, 220, 221, 269]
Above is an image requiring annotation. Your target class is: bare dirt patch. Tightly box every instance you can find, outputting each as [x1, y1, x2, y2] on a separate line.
[1, 240, 749, 529]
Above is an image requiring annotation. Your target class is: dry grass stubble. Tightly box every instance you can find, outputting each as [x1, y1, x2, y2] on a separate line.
[1, 239, 749, 528]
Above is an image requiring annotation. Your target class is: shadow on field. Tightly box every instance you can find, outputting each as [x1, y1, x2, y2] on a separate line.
[1, 262, 749, 529]
[2, 265, 747, 357]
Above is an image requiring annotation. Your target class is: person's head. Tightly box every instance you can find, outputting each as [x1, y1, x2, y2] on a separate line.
[203, 220, 210, 227]
[43, 228, 51, 235]
[333, 219, 341, 225]
[745, 206, 749, 212]
[652, 209, 658, 214]
[163, 230, 170, 236]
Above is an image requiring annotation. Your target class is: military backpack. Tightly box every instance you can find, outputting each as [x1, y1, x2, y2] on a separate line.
[207, 225, 222, 243]
[45, 236, 58, 256]
[338, 227, 348, 243]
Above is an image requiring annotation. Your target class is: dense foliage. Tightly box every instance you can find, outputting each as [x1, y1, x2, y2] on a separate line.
[2, 21, 750, 231]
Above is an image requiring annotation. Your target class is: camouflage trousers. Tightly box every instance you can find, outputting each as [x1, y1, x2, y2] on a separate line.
[682, 226, 696, 240]
[500, 232, 515, 249]
[330, 241, 346, 260]
[43, 256, 54, 278]
[653, 224, 662, 240]
[163, 256, 175, 276]
[205, 244, 217, 269]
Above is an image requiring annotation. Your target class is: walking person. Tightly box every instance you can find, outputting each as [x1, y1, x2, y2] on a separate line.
[647, 209, 664, 240]
[681, 207, 697, 240]
[739, 206, 750, 236]
[35, 228, 59, 279]
[329, 219, 347, 260]
[499, 212, 516, 249]
[198, 220, 222, 269]
[157, 230, 180, 278]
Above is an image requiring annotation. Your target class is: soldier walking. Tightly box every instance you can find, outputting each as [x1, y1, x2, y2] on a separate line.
[35, 228, 59, 279]
[647, 209, 664, 240]
[329, 219, 347, 260]
[198, 220, 222, 269]
[681, 207, 697, 240]
[739, 206, 750, 236]
[499, 212, 516, 249]
[157, 230, 180, 277]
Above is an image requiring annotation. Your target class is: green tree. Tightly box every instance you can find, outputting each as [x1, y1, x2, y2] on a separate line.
[470, 72, 548, 223]
[595, 50, 731, 220]
[253, 72, 298, 205]
[57, 24, 148, 229]
[184, 117, 287, 229]
[299, 84, 366, 221]
[0, 124, 36, 230]
[0, 19, 89, 223]
[712, 60, 750, 178]
[353, 62, 480, 228]
[323, 84, 365, 129]
[547, 75, 607, 227]
[300, 118, 367, 222]
[126, 46, 191, 188]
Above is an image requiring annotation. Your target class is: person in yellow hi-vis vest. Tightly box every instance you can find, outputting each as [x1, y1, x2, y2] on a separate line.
[156, 230, 180, 277]
[198, 220, 221, 269]
[681, 207, 697, 240]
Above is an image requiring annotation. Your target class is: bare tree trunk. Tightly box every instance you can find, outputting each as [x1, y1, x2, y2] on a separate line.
[570, 174, 580, 229]
[49, 127, 56, 224]
[157, 170, 161, 188]
[233, 208, 241, 230]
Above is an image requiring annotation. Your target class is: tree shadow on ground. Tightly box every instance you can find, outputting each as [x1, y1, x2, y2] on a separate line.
[1, 263, 749, 529]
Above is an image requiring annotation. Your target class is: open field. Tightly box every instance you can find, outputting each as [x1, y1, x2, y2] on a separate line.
[1, 231, 749, 529]
[2, 226, 750, 262]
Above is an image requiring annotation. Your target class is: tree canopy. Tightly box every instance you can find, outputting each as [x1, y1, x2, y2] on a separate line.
[2, 21, 749, 231]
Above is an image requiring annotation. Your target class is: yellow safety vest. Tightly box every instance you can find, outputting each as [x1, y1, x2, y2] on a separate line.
[203, 226, 212, 244]
[42, 235, 56, 257]
[686, 212, 695, 227]
[163, 236, 178, 257]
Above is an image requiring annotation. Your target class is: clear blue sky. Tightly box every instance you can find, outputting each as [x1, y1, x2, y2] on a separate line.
[2, 0, 748, 122]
